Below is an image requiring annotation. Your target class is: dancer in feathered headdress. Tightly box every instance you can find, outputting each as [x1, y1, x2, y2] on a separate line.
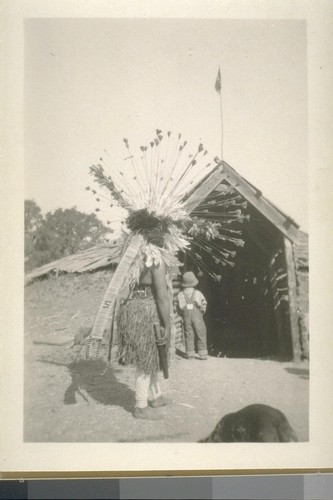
[85, 130, 248, 419]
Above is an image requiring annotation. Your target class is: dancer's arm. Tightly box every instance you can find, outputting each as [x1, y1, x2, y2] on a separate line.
[151, 261, 170, 332]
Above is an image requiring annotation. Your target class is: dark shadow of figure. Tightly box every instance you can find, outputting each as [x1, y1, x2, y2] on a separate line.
[284, 367, 309, 380]
[37, 357, 135, 413]
[65, 359, 135, 412]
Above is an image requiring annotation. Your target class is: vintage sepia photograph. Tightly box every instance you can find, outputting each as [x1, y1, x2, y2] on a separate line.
[2, 0, 333, 476]
[23, 16, 309, 446]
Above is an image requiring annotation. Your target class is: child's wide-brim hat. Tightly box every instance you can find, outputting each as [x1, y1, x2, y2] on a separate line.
[181, 271, 199, 288]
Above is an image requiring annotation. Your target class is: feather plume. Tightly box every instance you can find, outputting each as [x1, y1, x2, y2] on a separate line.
[86, 131, 249, 349]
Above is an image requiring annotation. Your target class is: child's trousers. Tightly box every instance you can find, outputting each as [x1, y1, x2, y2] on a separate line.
[183, 306, 207, 357]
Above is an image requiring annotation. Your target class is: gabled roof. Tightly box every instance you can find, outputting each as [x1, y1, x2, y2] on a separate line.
[185, 161, 302, 244]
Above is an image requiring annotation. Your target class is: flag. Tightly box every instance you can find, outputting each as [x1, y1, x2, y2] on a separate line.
[215, 67, 221, 94]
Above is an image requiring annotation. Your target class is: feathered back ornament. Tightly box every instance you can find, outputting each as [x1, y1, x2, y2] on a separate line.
[83, 130, 248, 357]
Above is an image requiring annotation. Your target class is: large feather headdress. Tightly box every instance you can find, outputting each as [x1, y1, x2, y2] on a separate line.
[85, 130, 248, 349]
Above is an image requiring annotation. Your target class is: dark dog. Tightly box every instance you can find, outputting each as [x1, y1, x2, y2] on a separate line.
[199, 404, 298, 442]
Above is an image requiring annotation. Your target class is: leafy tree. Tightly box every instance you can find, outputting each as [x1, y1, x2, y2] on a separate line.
[24, 201, 110, 271]
[25, 199, 43, 233]
[24, 200, 43, 265]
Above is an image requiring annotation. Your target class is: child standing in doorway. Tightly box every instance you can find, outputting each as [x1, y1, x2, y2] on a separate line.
[177, 271, 208, 360]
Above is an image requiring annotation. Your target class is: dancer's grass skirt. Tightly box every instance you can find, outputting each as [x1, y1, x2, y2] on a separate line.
[117, 297, 168, 375]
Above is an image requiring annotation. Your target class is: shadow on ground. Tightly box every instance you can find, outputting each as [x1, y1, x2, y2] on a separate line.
[37, 358, 135, 413]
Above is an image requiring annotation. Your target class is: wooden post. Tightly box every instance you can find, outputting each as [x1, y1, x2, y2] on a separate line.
[268, 257, 286, 358]
[284, 237, 301, 362]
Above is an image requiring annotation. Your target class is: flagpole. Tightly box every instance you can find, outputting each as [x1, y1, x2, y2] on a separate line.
[219, 84, 223, 163]
[215, 66, 224, 163]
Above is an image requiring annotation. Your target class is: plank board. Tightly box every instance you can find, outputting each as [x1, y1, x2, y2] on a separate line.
[284, 237, 302, 361]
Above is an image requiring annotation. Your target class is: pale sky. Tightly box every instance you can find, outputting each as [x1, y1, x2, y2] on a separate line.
[25, 18, 308, 230]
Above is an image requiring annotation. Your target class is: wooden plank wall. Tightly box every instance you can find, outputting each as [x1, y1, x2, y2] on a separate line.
[268, 245, 293, 359]
[294, 232, 309, 360]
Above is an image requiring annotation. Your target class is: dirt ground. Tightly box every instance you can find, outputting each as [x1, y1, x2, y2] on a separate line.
[24, 271, 309, 443]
